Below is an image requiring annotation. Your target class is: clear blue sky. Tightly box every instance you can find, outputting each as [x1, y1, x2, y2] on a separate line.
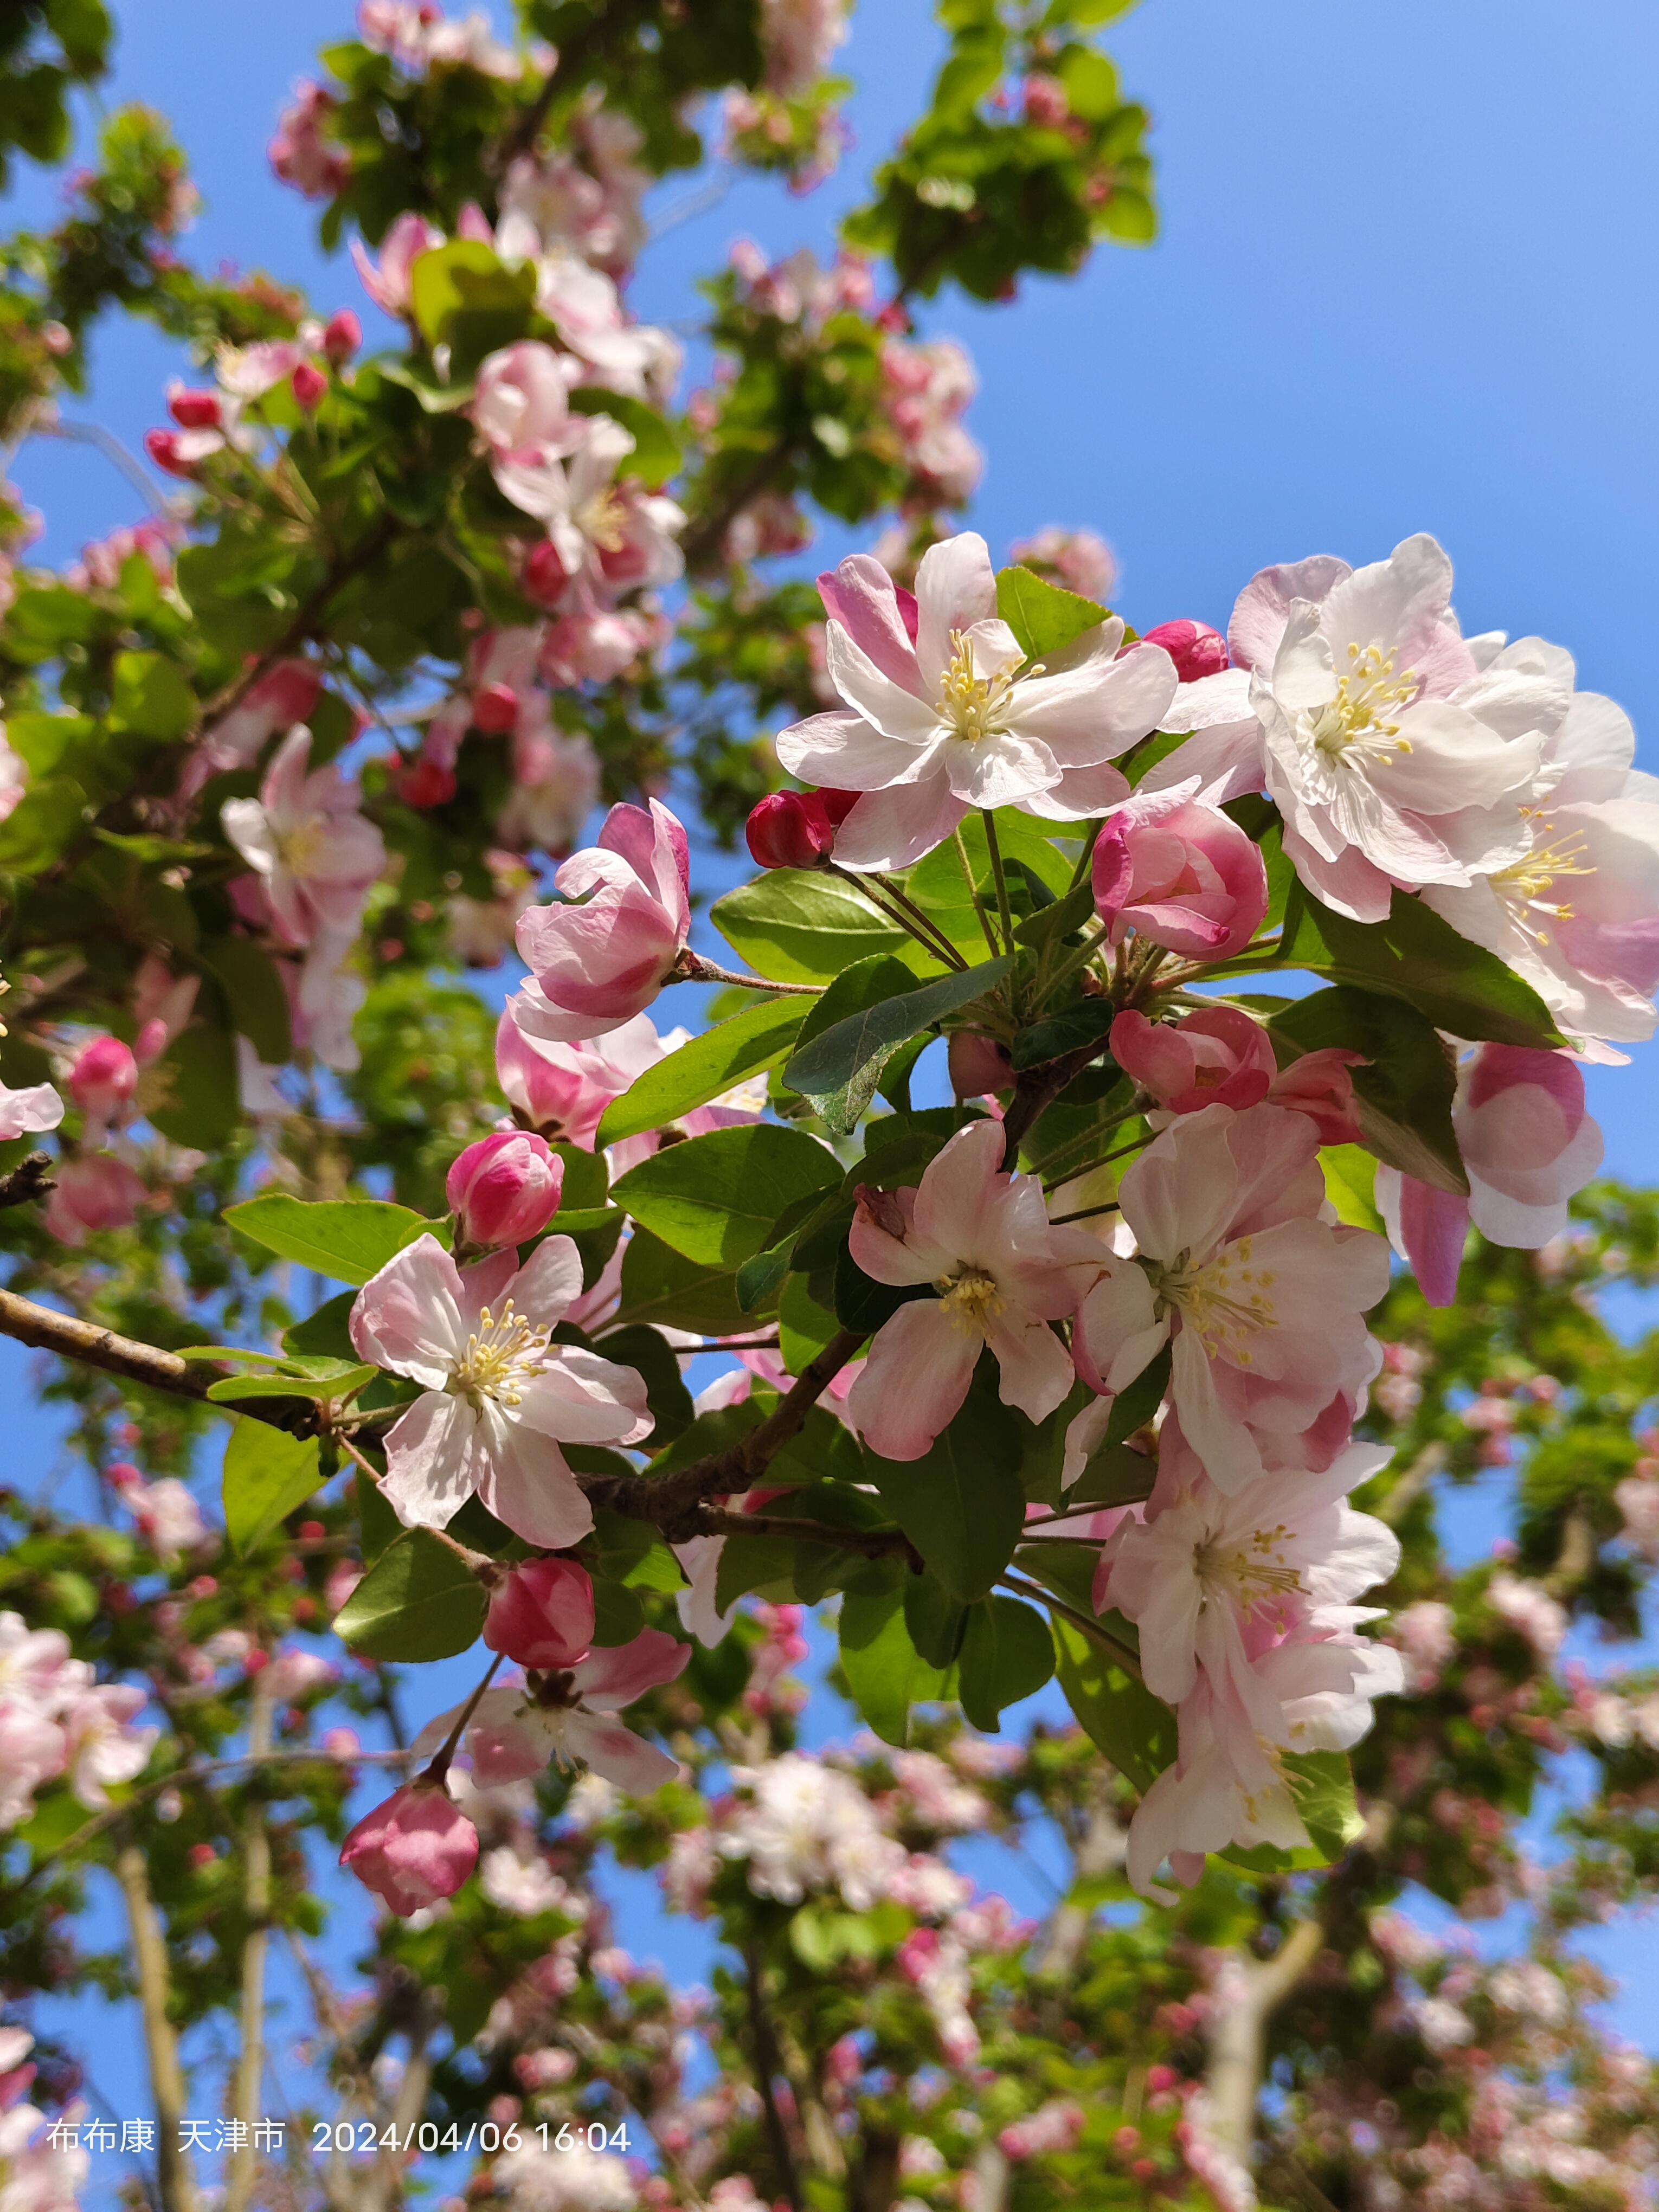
[7, 0, 1659, 2159]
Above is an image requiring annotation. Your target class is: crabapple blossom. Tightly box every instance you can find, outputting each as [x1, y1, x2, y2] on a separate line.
[1377, 1043, 1604, 1304]
[758, 0, 850, 96]
[879, 338, 982, 505]
[1091, 782, 1269, 960]
[61, 1686, 155, 1808]
[1422, 674, 1659, 1044]
[496, 414, 685, 599]
[350, 209, 443, 314]
[512, 799, 691, 1044]
[1232, 535, 1549, 922]
[1108, 1006, 1364, 1144]
[349, 1233, 651, 1548]
[1072, 1103, 1390, 1491]
[221, 726, 385, 949]
[469, 340, 584, 464]
[339, 1778, 480, 1917]
[845, 1119, 1104, 1459]
[0, 1078, 61, 1144]
[269, 80, 348, 198]
[776, 532, 1176, 870]
[42, 1154, 149, 1246]
[416, 1630, 689, 1794]
[445, 1130, 563, 1250]
[743, 785, 857, 870]
[482, 1557, 595, 1671]
[1141, 619, 1229, 684]
[494, 1005, 679, 1146]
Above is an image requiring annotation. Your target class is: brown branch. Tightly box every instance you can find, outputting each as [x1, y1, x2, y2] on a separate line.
[674, 950, 822, 996]
[0, 1152, 54, 1211]
[743, 1946, 804, 2212]
[226, 1670, 274, 2212]
[999, 1039, 1111, 1170]
[679, 446, 795, 575]
[695, 1503, 920, 1570]
[115, 1837, 200, 2212]
[582, 1326, 864, 1539]
[195, 515, 399, 734]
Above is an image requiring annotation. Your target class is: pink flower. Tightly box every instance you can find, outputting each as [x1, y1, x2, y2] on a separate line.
[323, 310, 361, 364]
[483, 1557, 595, 1670]
[1140, 620, 1229, 684]
[1091, 783, 1268, 961]
[176, 657, 321, 802]
[494, 1006, 671, 1147]
[340, 1778, 479, 1917]
[43, 1155, 148, 1246]
[744, 787, 858, 871]
[446, 1131, 563, 1250]
[776, 532, 1178, 870]
[0, 1705, 67, 1828]
[1072, 1103, 1389, 1491]
[67, 1035, 138, 1126]
[416, 1630, 690, 1795]
[350, 210, 443, 315]
[0, 1079, 62, 1144]
[1109, 1006, 1364, 1144]
[221, 726, 385, 948]
[61, 1685, 155, 1808]
[470, 340, 583, 462]
[1377, 1044, 1604, 1304]
[493, 415, 685, 602]
[512, 800, 691, 1045]
[269, 80, 348, 199]
[350, 1234, 651, 1548]
[845, 1120, 1103, 1461]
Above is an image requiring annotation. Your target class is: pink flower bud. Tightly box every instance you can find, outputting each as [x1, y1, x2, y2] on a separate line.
[483, 1556, 595, 1670]
[398, 756, 456, 809]
[43, 1155, 147, 1245]
[948, 1030, 1013, 1099]
[745, 790, 833, 871]
[446, 1130, 563, 1249]
[143, 429, 192, 479]
[1140, 619, 1229, 684]
[1110, 1006, 1275, 1115]
[323, 309, 361, 365]
[339, 1779, 478, 1917]
[291, 362, 327, 410]
[167, 387, 221, 431]
[471, 681, 520, 735]
[1091, 790, 1268, 961]
[522, 538, 572, 609]
[68, 1034, 138, 1120]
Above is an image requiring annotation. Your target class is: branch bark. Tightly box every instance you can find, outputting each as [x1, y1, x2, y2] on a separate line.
[225, 1670, 274, 2212]
[743, 1947, 803, 2212]
[115, 1839, 199, 2212]
[195, 516, 399, 734]
[1203, 1918, 1325, 2167]
[0, 1153, 55, 1211]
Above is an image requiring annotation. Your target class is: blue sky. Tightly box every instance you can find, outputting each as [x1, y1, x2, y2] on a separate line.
[7, 0, 1659, 2169]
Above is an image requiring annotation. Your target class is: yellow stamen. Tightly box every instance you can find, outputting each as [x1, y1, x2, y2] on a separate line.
[449, 1298, 550, 1410]
[934, 1266, 1006, 1335]
[1301, 642, 1418, 767]
[935, 629, 1029, 744]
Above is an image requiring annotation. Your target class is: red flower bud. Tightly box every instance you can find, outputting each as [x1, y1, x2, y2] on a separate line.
[167, 388, 221, 431]
[471, 681, 520, 734]
[291, 362, 327, 410]
[398, 757, 456, 809]
[68, 1034, 138, 1120]
[1140, 619, 1229, 684]
[446, 1130, 563, 1249]
[745, 789, 836, 871]
[818, 787, 860, 827]
[521, 538, 572, 609]
[339, 1779, 478, 1917]
[483, 1555, 595, 1671]
[323, 309, 361, 365]
[144, 429, 192, 479]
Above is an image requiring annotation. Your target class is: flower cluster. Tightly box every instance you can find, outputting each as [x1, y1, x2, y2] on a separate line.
[0, 1614, 155, 1829]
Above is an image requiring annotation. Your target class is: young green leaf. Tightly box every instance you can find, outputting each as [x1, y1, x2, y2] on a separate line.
[221, 1417, 323, 1556]
[596, 998, 809, 1146]
[994, 565, 1110, 660]
[611, 1124, 841, 1267]
[957, 1595, 1056, 1731]
[223, 1195, 438, 1285]
[332, 1529, 486, 1662]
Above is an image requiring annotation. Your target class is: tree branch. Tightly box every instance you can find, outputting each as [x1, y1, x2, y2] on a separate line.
[743, 1946, 803, 2212]
[195, 515, 399, 735]
[115, 1838, 200, 2212]
[0, 1153, 55, 1211]
[1203, 1917, 1326, 2168]
[225, 1669, 274, 2212]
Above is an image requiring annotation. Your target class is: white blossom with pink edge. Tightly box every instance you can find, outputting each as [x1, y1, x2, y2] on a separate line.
[511, 799, 691, 1045]
[414, 1629, 690, 1794]
[845, 1118, 1103, 1461]
[493, 413, 685, 600]
[776, 531, 1177, 870]
[1421, 663, 1659, 1046]
[495, 1005, 684, 1147]
[349, 1233, 651, 1549]
[221, 726, 385, 949]
[351, 210, 444, 315]
[0, 1077, 60, 1144]
[468, 339, 586, 466]
[1071, 1102, 1390, 1493]
[1232, 535, 1552, 923]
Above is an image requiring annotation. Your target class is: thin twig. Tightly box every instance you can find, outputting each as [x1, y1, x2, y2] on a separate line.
[674, 951, 822, 996]
[0, 1152, 55, 1210]
[953, 825, 1002, 958]
[981, 809, 1015, 953]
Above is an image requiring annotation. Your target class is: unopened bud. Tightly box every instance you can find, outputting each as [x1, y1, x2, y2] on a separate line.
[339, 1779, 479, 1917]
[68, 1034, 138, 1120]
[1140, 619, 1228, 684]
[291, 362, 327, 411]
[483, 1555, 595, 1671]
[167, 387, 221, 431]
[471, 681, 520, 734]
[323, 309, 361, 365]
[744, 789, 846, 871]
[521, 538, 572, 609]
[446, 1130, 563, 1250]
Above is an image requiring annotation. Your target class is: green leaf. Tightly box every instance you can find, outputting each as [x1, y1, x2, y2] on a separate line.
[595, 1324, 694, 1444]
[568, 389, 681, 488]
[223, 1196, 436, 1285]
[1071, 1439, 1158, 1509]
[735, 1243, 794, 1314]
[107, 651, 196, 741]
[711, 870, 908, 983]
[1009, 996, 1117, 1072]
[611, 1124, 841, 1267]
[1281, 884, 1565, 1049]
[196, 936, 292, 1064]
[1103, 1344, 1170, 1446]
[865, 1369, 1026, 1602]
[833, 1243, 928, 1336]
[839, 1588, 947, 1747]
[1051, 1616, 1176, 1791]
[995, 564, 1109, 660]
[282, 1291, 357, 1361]
[781, 951, 922, 1134]
[905, 812, 1072, 959]
[221, 1418, 323, 1555]
[1272, 985, 1465, 1195]
[780, 1271, 841, 1371]
[207, 1365, 377, 1405]
[1219, 1750, 1363, 1873]
[146, 1024, 239, 1151]
[957, 1596, 1055, 1731]
[614, 1226, 749, 1335]
[333, 1529, 486, 1661]
[783, 955, 1014, 1105]
[597, 998, 808, 1146]
[0, 779, 88, 874]
[904, 1573, 969, 1668]
[1321, 1143, 1384, 1233]
[408, 240, 536, 359]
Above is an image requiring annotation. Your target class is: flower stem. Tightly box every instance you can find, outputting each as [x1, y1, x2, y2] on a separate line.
[953, 825, 1004, 959]
[831, 864, 966, 972]
[981, 808, 1016, 953]
[675, 951, 822, 995]
[422, 1654, 503, 1785]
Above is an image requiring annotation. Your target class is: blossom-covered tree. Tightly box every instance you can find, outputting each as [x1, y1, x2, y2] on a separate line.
[0, 5, 1652, 2211]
